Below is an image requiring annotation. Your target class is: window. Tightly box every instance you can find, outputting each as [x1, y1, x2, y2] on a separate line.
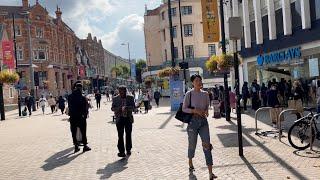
[173, 26, 177, 38]
[170, 8, 177, 17]
[184, 24, 193, 37]
[310, 0, 320, 21]
[14, 25, 21, 36]
[17, 46, 23, 60]
[182, 6, 192, 15]
[163, 29, 166, 41]
[161, 11, 165, 20]
[9, 87, 14, 98]
[185, 45, 194, 59]
[39, 71, 47, 88]
[173, 47, 179, 59]
[165, 49, 168, 61]
[36, 27, 44, 38]
[34, 47, 47, 60]
[208, 44, 216, 57]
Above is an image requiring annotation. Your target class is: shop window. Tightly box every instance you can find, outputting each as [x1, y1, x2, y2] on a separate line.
[310, 0, 320, 22]
[14, 25, 21, 36]
[262, 15, 269, 40]
[173, 26, 177, 38]
[173, 47, 179, 60]
[185, 45, 194, 59]
[36, 27, 44, 38]
[182, 6, 192, 15]
[291, 0, 302, 31]
[17, 46, 23, 60]
[250, 21, 256, 43]
[208, 44, 216, 57]
[184, 24, 193, 37]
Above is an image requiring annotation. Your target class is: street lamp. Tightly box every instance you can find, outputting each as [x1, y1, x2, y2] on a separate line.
[121, 42, 131, 78]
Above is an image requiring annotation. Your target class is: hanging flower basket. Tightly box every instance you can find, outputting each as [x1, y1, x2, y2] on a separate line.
[0, 70, 20, 84]
[158, 67, 180, 78]
[82, 80, 91, 87]
[206, 54, 234, 73]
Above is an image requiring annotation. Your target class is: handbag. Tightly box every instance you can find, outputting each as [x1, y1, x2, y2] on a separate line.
[175, 92, 193, 123]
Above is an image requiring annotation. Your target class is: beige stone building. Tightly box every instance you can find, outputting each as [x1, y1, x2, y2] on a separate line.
[144, 0, 220, 67]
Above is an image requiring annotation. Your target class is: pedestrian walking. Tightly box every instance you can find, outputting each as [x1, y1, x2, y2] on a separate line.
[57, 96, 66, 114]
[229, 87, 236, 112]
[267, 84, 281, 127]
[106, 91, 110, 101]
[142, 92, 150, 113]
[154, 89, 161, 107]
[261, 83, 268, 107]
[48, 96, 56, 113]
[208, 90, 213, 108]
[39, 95, 47, 115]
[250, 79, 261, 111]
[68, 82, 91, 153]
[182, 74, 217, 180]
[218, 86, 225, 117]
[95, 91, 102, 109]
[111, 86, 135, 157]
[241, 82, 250, 111]
[24, 93, 34, 116]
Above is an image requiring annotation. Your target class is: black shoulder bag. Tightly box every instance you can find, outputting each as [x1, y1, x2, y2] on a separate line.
[175, 92, 193, 123]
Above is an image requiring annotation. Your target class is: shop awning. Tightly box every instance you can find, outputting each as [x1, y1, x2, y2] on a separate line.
[265, 68, 291, 76]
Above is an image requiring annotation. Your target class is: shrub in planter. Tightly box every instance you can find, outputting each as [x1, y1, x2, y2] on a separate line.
[0, 70, 19, 84]
[217, 54, 233, 71]
[206, 55, 219, 72]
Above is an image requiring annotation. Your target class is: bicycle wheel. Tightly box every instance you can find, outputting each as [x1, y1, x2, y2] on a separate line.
[288, 120, 315, 150]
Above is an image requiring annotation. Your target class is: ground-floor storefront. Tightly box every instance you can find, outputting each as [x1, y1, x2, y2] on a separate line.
[241, 40, 320, 106]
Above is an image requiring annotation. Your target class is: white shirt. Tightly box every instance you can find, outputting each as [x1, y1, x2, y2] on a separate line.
[39, 98, 47, 107]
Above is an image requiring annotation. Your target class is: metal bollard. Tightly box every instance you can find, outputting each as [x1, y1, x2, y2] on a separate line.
[255, 107, 273, 135]
[277, 109, 301, 141]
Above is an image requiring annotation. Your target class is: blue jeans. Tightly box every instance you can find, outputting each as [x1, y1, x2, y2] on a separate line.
[187, 116, 213, 166]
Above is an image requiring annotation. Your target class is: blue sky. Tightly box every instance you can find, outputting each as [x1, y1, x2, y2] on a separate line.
[0, 0, 162, 60]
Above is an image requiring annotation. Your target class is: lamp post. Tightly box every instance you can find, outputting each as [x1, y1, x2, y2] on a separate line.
[168, 0, 175, 67]
[219, 0, 231, 121]
[178, 0, 188, 93]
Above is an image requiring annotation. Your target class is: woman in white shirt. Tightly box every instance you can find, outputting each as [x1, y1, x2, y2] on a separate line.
[39, 95, 47, 115]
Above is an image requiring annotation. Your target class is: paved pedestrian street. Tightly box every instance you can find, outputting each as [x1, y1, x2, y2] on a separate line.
[0, 97, 319, 180]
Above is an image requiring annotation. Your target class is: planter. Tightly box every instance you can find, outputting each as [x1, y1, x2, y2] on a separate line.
[0, 70, 19, 84]
[158, 67, 180, 78]
[206, 54, 234, 73]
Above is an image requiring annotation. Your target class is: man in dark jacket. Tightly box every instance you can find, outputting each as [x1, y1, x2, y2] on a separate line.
[68, 82, 91, 153]
[95, 92, 102, 109]
[154, 90, 161, 107]
[24, 93, 34, 116]
[242, 82, 250, 111]
[112, 85, 135, 157]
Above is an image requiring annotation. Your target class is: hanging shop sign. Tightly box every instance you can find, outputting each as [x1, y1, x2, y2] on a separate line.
[1, 41, 15, 69]
[257, 47, 301, 66]
[201, 0, 220, 42]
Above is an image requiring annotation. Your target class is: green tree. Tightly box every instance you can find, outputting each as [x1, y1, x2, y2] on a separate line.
[135, 59, 146, 83]
[119, 65, 130, 78]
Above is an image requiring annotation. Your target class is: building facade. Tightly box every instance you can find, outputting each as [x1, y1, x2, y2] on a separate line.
[235, 0, 320, 92]
[0, 0, 77, 98]
[80, 33, 105, 90]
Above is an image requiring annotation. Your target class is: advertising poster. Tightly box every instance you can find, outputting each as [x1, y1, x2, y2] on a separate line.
[170, 77, 184, 111]
[1, 41, 15, 69]
[309, 58, 319, 77]
[131, 63, 136, 78]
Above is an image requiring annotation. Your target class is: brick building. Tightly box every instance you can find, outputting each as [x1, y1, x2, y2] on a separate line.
[0, 0, 77, 98]
[80, 33, 105, 90]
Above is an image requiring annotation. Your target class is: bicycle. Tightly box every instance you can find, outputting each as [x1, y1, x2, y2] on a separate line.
[288, 107, 320, 150]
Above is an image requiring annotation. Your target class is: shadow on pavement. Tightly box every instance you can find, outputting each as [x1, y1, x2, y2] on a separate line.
[41, 147, 82, 171]
[159, 113, 175, 129]
[97, 157, 128, 179]
[240, 156, 263, 180]
[227, 120, 309, 180]
[293, 149, 320, 158]
[189, 172, 197, 180]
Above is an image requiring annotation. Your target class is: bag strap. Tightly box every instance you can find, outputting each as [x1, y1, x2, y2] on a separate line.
[189, 92, 192, 108]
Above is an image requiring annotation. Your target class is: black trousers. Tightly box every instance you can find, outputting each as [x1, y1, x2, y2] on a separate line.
[96, 100, 101, 109]
[116, 117, 132, 154]
[27, 105, 32, 115]
[155, 98, 160, 107]
[143, 101, 149, 113]
[243, 98, 248, 110]
[70, 119, 88, 146]
[50, 105, 55, 113]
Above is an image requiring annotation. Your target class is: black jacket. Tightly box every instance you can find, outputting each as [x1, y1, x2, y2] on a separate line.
[68, 90, 88, 120]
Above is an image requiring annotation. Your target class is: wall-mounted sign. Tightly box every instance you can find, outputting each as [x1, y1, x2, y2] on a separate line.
[201, 0, 220, 42]
[257, 47, 301, 66]
[309, 58, 319, 77]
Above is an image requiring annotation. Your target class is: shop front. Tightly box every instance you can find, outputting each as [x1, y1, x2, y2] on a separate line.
[242, 40, 320, 106]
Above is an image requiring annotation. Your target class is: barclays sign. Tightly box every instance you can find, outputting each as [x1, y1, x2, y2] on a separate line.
[257, 47, 302, 66]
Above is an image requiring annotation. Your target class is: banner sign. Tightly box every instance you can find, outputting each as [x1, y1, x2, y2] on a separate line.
[201, 0, 220, 42]
[257, 47, 301, 66]
[1, 41, 15, 69]
[170, 76, 184, 111]
[131, 63, 136, 78]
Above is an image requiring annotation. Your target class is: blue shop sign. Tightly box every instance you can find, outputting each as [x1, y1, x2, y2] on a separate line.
[257, 47, 301, 66]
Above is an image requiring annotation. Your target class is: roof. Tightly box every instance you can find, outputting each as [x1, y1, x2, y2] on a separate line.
[145, 7, 161, 16]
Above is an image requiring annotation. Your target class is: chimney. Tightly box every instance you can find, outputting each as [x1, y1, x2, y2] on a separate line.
[55, 6, 62, 20]
[99, 40, 102, 45]
[36, 0, 39, 5]
[88, 33, 92, 40]
[22, 0, 28, 9]
[94, 36, 97, 42]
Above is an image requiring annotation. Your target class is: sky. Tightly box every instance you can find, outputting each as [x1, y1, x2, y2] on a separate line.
[1, 0, 162, 60]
